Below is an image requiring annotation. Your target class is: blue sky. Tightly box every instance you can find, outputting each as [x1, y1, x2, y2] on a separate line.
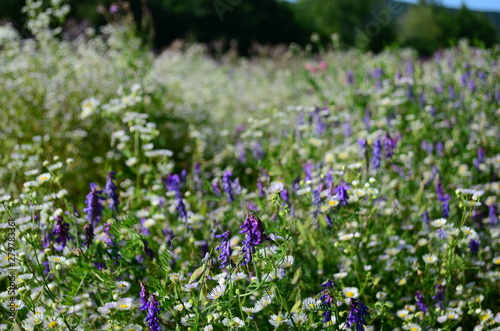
[398, 0, 500, 12]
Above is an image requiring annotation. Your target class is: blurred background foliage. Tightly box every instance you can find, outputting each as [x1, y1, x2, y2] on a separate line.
[0, 0, 499, 55]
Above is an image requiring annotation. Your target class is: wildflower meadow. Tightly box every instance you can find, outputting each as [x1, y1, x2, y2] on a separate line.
[1, 1, 500, 330]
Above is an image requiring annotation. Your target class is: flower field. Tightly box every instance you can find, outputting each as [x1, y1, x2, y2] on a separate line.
[1, 3, 500, 331]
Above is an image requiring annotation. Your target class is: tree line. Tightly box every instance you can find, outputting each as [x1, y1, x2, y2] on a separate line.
[1, 0, 498, 55]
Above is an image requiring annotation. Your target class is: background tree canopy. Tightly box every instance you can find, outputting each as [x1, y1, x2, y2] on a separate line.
[1, 0, 498, 55]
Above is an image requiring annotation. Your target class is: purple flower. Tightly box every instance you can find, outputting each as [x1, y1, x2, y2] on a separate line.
[384, 133, 397, 159]
[436, 182, 450, 218]
[468, 239, 480, 254]
[432, 284, 446, 309]
[421, 211, 430, 231]
[474, 147, 485, 171]
[346, 298, 369, 331]
[109, 4, 120, 14]
[489, 204, 498, 226]
[177, 197, 188, 222]
[236, 141, 246, 162]
[104, 172, 119, 213]
[239, 212, 267, 265]
[334, 181, 350, 206]
[437, 228, 447, 239]
[319, 289, 334, 323]
[358, 139, 367, 159]
[83, 223, 94, 247]
[344, 121, 352, 137]
[364, 109, 371, 132]
[252, 141, 265, 160]
[145, 294, 162, 331]
[346, 70, 354, 85]
[83, 183, 105, 226]
[165, 174, 181, 198]
[419, 92, 425, 108]
[194, 162, 202, 190]
[415, 290, 427, 313]
[143, 240, 155, 260]
[436, 142, 444, 157]
[372, 138, 382, 170]
[139, 281, 149, 311]
[280, 188, 289, 205]
[212, 180, 221, 197]
[52, 216, 72, 251]
[222, 171, 234, 203]
[321, 280, 335, 289]
[215, 231, 233, 269]
[303, 163, 314, 182]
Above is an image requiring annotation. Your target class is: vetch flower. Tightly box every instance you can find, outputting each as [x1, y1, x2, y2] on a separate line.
[104, 172, 119, 213]
[432, 284, 446, 309]
[372, 138, 382, 170]
[83, 183, 105, 226]
[346, 298, 369, 331]
[145, 294, 161, 331]
[139, 281, 149, 311]
[52, 215, 72, 251]
[215, 231, 233, 269]
[222, 171, 234, 203]
[239, 212, 267, 265]
[415, 290, 427, 313]
[468, 239, 480, 254]
[334, 181, 350, 205]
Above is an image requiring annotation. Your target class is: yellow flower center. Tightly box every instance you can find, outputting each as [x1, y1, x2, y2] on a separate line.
[48, 321, 59, 328]
[119, 304, 129, 309]
[39, 176, 48, 181]
[346, 291, 354, 297]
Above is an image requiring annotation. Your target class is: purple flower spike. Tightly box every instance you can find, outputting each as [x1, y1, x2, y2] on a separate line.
[105, 172, 119, 213]
[432, 284, 446, 309]
[415, 290, 427, 313]
[334, 181, 350, 205]
[239, 212, 267, 265]
[83, 183, 105, 226]
[372, 138, 382, 170]
[145, 294, 162, 331]
[489, 204, 498, 226]
[468, 239, 480, 254]
[139, 281, 149, 311]
[384, 133, 397, 159]
[215, 231, 233, 269]
[222, 171, 234, 203]
[346, 298, 369, 331]
[52, 215, 72, 251]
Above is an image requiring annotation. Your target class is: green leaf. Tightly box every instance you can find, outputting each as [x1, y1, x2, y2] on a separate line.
[188, 265, 206, 284]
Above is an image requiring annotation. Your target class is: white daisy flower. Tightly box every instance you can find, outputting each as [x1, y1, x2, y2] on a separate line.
[269, 313, 288, 327]
[117, 298, 134, 310]
[36, 173, 51, 185]
[115, 281, 131, 293]
[431, 218, 447, 228]
[45, 317, 64, 329]
[206, 284, 226, 300]
[422, 254, 438, 264]
[342, 287, 359, 299]
[303, 297, 321, 310]
[279, 255, 294, 269]
[268, 181, 285, 194]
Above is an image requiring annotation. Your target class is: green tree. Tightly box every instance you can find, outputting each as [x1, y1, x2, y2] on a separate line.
[397, 4, 443, 55]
